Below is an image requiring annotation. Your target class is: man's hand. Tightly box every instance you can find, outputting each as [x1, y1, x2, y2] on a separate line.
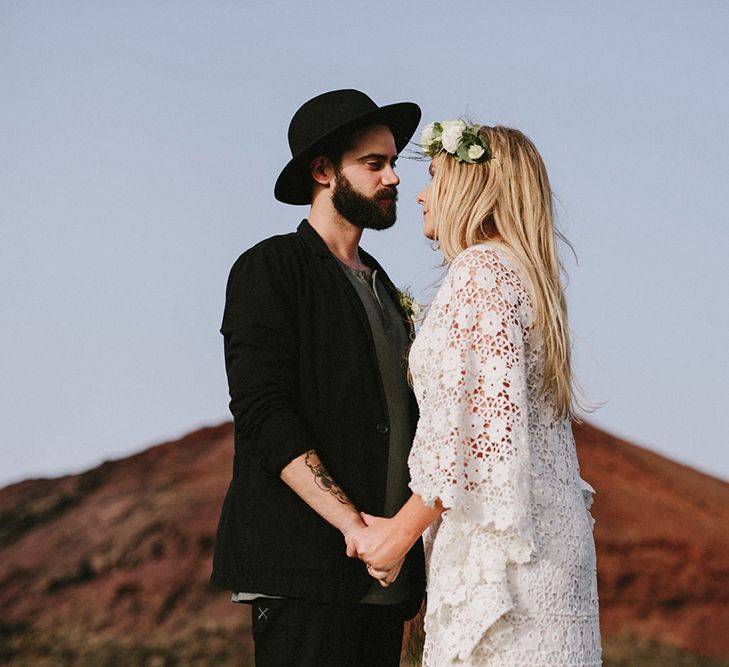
[343, 524, 364, 559]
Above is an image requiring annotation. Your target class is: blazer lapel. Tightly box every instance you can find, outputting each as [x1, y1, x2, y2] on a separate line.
[296, 218, 376, 339]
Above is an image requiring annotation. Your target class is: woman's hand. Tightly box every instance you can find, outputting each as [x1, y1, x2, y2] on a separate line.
[352, 512, 410, 571]
[366, 558, 405, 587]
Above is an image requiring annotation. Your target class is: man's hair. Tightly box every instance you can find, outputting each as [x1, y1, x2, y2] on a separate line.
[305, 124, 366, 201]
[310, 122, 376, 169]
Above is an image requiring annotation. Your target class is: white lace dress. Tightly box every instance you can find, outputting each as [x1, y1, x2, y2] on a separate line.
[408, 244, 601, 666]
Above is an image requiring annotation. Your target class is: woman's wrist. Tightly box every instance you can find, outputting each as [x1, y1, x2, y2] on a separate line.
[391, 511, 420, 555]
[393, 493, 444, 550]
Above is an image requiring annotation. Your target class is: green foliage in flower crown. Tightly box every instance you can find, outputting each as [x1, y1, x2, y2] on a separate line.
[424, 123, 443, 158]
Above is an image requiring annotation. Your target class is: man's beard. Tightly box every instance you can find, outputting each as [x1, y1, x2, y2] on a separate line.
[331, 170, 398, 231]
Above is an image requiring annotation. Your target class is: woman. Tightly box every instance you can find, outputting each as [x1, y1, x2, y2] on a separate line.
[352, 121, 601, 665]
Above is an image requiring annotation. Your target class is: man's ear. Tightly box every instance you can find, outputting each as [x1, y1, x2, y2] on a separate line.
[310, 156, 335, 187]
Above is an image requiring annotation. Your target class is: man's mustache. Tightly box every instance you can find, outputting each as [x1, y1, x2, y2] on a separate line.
[375, 188, 398, 201]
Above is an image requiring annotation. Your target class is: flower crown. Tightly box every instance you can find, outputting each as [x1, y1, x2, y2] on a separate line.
[420, 119, 490, 164]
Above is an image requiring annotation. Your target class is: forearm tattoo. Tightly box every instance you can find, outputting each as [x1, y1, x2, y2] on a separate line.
[304, 450, 354, 506]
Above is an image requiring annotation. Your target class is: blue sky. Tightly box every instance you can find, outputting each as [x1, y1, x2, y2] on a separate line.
[2, 1, 728, 486]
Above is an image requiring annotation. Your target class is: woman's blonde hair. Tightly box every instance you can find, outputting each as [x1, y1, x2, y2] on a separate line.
[429, 125, 576, 417]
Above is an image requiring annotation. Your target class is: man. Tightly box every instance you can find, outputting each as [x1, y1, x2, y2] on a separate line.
[211, 89, 425, 666]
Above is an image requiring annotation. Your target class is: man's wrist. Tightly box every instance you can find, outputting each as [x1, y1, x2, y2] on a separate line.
[340, 512, 366, 537]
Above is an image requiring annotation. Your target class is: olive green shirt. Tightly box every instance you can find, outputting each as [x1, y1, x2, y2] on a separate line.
[337, 261, 412, 605]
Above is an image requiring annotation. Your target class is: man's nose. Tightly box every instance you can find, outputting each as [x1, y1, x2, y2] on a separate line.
[382, 164, 400, 186]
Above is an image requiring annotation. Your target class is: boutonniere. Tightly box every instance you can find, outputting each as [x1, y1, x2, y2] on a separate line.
[395, 286, 421, 323]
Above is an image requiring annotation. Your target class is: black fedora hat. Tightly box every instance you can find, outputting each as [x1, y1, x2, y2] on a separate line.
[274, 89, 421, 205]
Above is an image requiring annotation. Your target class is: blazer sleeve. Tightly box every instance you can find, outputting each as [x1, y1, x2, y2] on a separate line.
[221, 243, 314, 476]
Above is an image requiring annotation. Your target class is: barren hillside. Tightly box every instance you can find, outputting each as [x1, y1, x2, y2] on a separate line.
[1, 421, 727, 665]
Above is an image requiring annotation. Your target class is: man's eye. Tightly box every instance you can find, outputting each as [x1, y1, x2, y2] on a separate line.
[367, 161, 382, 170]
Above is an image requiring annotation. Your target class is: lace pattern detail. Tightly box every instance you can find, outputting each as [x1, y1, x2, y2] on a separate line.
[408, 245, 601, 665]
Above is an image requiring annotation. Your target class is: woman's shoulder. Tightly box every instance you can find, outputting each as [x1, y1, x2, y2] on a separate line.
[443, 243, 534, 324]
[448, 242, 525, 290]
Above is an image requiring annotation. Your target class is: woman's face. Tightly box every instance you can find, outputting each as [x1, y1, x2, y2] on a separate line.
[416, 160, 436, 240]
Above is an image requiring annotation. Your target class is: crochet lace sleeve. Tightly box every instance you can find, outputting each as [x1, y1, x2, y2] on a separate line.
[409, 247, 534, 542]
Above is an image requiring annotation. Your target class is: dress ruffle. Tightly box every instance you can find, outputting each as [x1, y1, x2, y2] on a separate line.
[409, 433, 535, 547]
[580, 477, 596, 510]
[422, 509, 534, 662]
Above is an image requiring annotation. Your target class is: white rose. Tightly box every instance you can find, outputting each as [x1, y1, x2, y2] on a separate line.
[440, 119, 466, 133]
[441, 122, 465, 153]
[468, 144, 485, 160]
[420, 123, 437, 147]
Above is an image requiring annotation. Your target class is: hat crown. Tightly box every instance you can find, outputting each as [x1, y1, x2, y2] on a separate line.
[287, 89, 378, 156]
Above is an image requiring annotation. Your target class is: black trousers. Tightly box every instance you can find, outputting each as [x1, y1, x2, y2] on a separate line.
[250, 597, 405, 667]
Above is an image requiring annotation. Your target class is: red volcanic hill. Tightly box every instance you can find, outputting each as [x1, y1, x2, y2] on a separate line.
[1, 421, 728, 666]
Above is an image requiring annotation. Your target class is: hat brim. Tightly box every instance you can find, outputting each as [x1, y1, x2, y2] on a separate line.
[274, 101, 421, 205]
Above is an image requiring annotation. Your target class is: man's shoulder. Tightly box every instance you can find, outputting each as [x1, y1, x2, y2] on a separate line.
[238, 229, 302, 259]
[229, 229, 305, 275]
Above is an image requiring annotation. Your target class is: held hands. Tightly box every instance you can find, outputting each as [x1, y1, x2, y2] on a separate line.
[355, 513, 408, 569]
[344, 494, 441, 587]
[345, 512, 409, 587]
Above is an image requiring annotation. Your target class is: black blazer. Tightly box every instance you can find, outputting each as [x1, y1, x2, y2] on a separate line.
[210, 220, 425, 618]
